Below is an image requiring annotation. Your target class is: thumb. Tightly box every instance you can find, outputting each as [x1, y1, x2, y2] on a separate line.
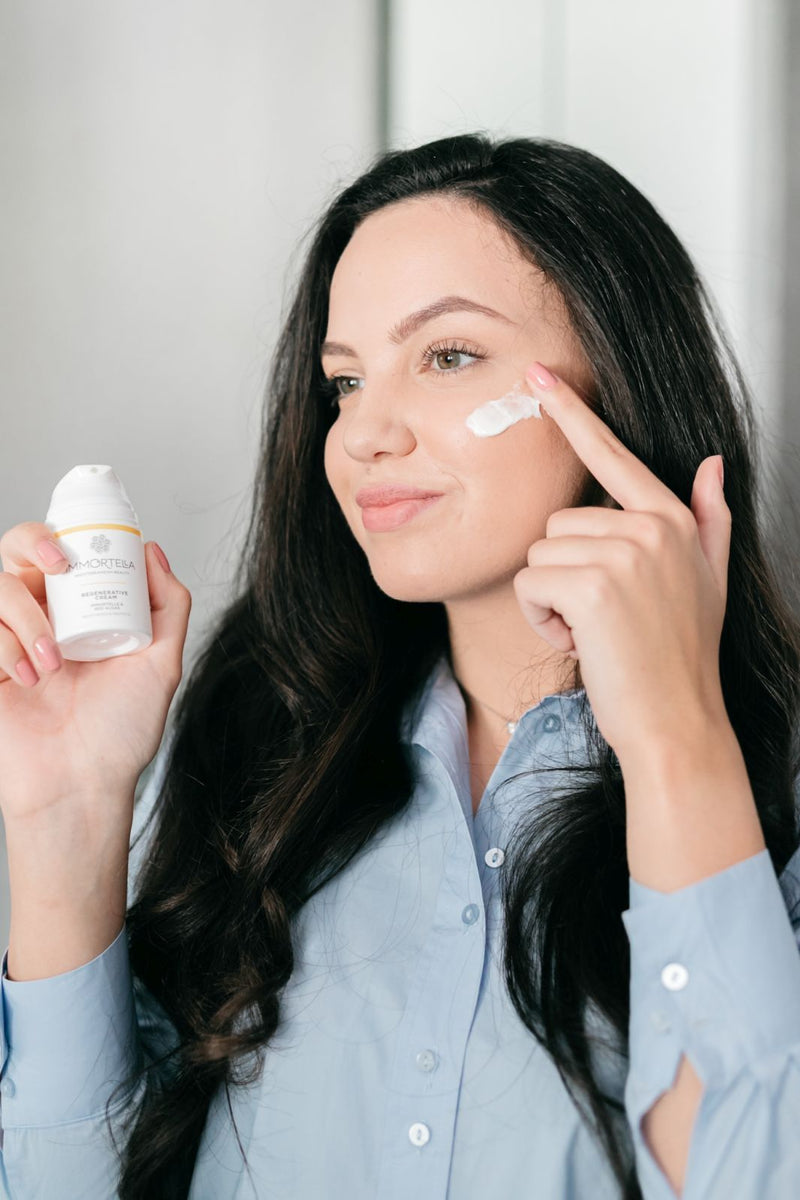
[145, 541, 192, 668]
[690, 455, 730, 603]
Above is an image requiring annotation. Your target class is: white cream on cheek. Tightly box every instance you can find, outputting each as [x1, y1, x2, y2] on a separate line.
[464, 380, 543, 437]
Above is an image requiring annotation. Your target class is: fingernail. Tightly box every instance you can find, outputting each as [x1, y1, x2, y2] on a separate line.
[33, 635, 62, 672]
[152, 542, 171, 573]
[15, 658, 39, 687]
[37, 538, 68, 567]
[717, 456, 724, 490]
[526, 362, 558, 390]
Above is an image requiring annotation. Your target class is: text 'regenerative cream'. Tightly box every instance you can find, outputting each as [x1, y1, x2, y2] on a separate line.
[465, 380, 543, 437]
[43, 464, 153, 661]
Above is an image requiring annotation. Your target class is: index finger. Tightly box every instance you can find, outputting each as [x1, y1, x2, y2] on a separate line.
[524, 363, 676, 513]
[0, 522, 70, 604]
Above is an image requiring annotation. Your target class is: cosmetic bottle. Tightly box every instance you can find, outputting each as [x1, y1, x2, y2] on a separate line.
[42, 465, 153, 661]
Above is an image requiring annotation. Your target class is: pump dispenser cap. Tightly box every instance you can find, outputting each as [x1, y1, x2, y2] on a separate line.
[45, 465, 140, 528]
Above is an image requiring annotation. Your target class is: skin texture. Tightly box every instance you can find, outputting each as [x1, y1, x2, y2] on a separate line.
[322, 194, 595, 773]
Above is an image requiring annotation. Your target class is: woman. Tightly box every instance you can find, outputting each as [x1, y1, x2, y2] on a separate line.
[1, 133, 799, 1200]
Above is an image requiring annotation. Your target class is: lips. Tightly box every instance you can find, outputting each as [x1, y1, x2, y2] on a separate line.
[355, 484, 445, 508]
[359, 494, 443, 532]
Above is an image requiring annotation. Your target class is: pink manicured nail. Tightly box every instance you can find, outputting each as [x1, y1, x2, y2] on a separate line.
[37, 538, 67, 567]
[152, 542, 171, 573]
[33, 635, 62, 672]
[15, 658, 39, 687]
[527, 362, 558, 389]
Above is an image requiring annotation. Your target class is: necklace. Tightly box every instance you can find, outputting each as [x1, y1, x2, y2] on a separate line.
[460, 688, 521, 736]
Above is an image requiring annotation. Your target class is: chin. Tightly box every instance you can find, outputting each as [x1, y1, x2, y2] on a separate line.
[366, 557, 506, 606]
[368, 573, 448, 604]
[363, 557, 459, 604]
[364, 540, 529, 606]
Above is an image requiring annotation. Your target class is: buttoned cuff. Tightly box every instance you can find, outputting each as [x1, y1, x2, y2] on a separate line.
[622, 848, 800, 1108]
[0, 923, 141, 1128]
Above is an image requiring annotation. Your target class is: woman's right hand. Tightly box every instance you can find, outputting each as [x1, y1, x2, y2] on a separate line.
[0, 522, 192, 826]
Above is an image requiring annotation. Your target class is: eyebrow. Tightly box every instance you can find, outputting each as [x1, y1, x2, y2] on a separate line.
[320, 294, 515, 360]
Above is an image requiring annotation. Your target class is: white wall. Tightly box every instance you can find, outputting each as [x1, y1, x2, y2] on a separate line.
[388, 0, 790, 492]
[0, 0, 380, 951]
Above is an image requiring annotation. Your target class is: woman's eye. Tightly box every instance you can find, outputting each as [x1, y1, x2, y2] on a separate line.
[424, 343, 485, 375]
[338, 376, 362, 395]
[431, 349, 476, 372]
[323, 343, 483, 410]
[326, 374, 362, 403]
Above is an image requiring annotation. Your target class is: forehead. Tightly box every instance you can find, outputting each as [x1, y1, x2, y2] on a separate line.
[328, 194, 546, 319]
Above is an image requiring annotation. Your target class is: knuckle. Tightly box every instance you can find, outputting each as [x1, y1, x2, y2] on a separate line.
[527, 540, 543, 566]
[584, 567, 612, 606]
[636, 511, 669, 550]
[615, 538, 641, 572]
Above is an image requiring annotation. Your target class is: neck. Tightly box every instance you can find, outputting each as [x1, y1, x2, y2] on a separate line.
[444, 584, 575, 732]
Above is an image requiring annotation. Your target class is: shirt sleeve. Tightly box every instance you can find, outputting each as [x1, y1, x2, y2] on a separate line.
[622, 835, 800, 1200]
[0, 731, 177, 1200]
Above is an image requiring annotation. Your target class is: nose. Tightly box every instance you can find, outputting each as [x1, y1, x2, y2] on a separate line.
[340, 379, 417, 462]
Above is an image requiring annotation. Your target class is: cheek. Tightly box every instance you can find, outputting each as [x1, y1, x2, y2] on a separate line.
[323, 425, 344, 497]
[323, 424, 368, 538]
[455, 416, 545, 492]
[460, 421, 571, 538]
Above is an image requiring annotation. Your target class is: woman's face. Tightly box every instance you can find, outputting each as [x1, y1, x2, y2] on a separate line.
[322, 194, 594, 604]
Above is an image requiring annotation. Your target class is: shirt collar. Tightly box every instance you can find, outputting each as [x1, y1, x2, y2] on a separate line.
[401, 653, 586, 746]
[401, 653, 591, 833]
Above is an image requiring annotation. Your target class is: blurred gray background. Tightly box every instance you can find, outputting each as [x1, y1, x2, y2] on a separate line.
[1, 0, 798, 949]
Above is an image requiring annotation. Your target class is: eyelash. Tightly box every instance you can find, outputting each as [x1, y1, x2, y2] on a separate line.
[321, 340, 487, 408]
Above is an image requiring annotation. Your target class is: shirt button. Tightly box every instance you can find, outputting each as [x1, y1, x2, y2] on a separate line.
[485, 847, 505, 868]
[0, 1077, 15, 1098]
[542, 714, 561, 732]
[461, 903, 480, 925]
[661, 962, 689, 990]
[409, 1122, 431, 1147]
[416, 1049, 438, 1072]
[650, 1010, 672, 1033]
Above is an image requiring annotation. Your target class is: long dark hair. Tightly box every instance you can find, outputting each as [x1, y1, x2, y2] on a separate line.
[108, 133, 800, 1198]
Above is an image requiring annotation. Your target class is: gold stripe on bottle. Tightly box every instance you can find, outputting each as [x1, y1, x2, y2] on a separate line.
[51, 524, 142, 537]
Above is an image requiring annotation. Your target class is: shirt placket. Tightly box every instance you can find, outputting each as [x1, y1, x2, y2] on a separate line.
[374, 745, 489, 1200]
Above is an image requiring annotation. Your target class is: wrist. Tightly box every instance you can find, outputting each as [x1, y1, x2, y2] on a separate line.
[615, 700, 735, 781]
[5, 796, 132, 900]
[620, 715, 766, 892]
[5, 803, 132, 981]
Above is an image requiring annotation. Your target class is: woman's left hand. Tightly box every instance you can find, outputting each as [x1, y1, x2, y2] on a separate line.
[514, 362, 732, 766]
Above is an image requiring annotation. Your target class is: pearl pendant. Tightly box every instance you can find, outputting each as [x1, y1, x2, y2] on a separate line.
[506, 720, 517, 735]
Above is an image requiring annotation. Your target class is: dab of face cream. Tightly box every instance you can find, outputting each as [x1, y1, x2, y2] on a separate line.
[465, 380, 543, 437]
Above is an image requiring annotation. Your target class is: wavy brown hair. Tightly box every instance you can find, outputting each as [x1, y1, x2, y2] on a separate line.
[107, 133, 800, 1198]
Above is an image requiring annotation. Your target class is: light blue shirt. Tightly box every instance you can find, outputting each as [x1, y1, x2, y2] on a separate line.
[2, 652, 800, 1199]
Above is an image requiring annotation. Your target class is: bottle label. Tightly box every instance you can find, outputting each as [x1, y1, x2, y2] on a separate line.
[43, 524, 151, 642]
